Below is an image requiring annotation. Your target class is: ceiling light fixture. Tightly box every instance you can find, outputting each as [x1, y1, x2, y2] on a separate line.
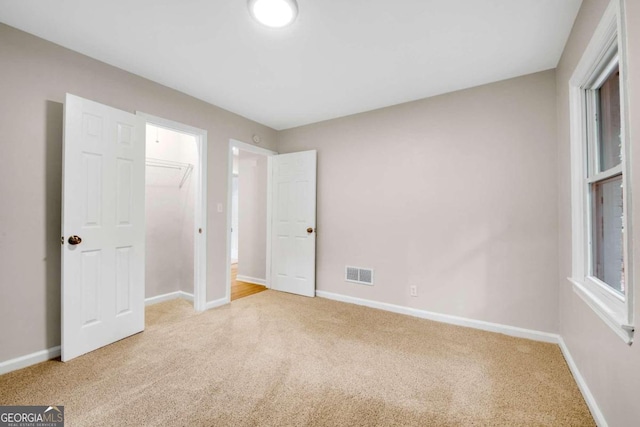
[248, 0, 298, 29]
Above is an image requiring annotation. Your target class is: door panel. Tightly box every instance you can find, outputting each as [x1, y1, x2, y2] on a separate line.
[115, 246, 132, 315]
[62, 94, 145, 361]
[270, 151, 317, 297]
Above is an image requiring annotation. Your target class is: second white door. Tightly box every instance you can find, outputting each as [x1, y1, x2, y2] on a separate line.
[269, 150, 317, 297]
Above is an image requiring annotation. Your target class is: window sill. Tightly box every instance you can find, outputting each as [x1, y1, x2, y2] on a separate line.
[568, 278, 634, 344]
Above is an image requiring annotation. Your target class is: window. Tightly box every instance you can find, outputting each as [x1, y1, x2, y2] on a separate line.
[569, 0, 634, 343]
[589, 64, 623, 294]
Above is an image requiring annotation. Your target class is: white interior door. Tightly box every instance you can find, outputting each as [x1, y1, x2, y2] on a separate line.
[269, 150, 317, 297]
[62, 94, 146, 362]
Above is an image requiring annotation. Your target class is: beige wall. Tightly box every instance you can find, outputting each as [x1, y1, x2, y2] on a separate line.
[556, 1, 640, 425]
[0, 23, 277, 362]
[237, 152, 268, 281]
[278, 70, 559, 333]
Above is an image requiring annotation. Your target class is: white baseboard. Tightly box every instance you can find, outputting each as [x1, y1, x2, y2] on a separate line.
[0, 346, 61, 376]
[558, 337, 608, 427]
[317, 291, 609, 423]
[145, 291, 194, 306]
[205, 297, 229, 310]
[236, 275, 266, 286]
[178, 291, 194, 302]
[0, 290, 605, 427]
[316, 290, 560, 344]
[1, 291, 206, 376]
[145, 291, 181, 306]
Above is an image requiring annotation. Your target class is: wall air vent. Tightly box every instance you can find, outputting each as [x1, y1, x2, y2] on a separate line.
[345, 266, 374, 286]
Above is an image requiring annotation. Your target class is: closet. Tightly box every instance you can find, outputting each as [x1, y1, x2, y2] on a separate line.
[145, 124, 198, 304]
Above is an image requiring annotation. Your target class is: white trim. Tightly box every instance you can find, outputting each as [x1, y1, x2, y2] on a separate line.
[567, 0, 634, 342]
[225, 139, 277, 302]
[586, 164, 622, 184]
[2, 290, 202, 375]
[145, 291, 181, 306]
[136, 112, 208, 312]
[205, 297, 230, 310]
[230, 138, 277, 157]
[178, 291, 194, 302]
[558, 337, 608, 427]
[570, 85, 587, 278]
[569, 2, 619, 89]
[570, 279, 633, 343]
[0, 296, 605, 427]
[316, 291, 560, 344]
[144, 291, 194, 306]
[266, 157, 273, 290]
[0, 346, 61, 376]
[236, 275, 267, 286]
[616, 0, 634, 331]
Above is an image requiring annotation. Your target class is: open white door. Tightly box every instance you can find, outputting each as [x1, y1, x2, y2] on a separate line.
[62, 94, 145, 362]
[269, 150, 317, 297]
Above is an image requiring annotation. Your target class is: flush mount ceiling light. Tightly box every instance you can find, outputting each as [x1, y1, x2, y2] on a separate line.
[248, 0, 298, 28]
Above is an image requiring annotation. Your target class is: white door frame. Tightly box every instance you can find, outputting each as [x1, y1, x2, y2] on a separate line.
[226, 139, 277, 302]
[137, 112, 208, 312]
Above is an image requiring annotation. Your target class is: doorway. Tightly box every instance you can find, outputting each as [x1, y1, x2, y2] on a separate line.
[144, 124, 196, 307]
[138, 112, 208, 312]
[226, 139, 276, 302]
[61, 95, 209, 361]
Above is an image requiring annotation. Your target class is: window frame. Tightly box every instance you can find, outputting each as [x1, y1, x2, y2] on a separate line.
[568, 0, 634, 344]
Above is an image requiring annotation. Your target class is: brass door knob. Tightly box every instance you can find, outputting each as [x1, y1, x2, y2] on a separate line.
[307, 228, 314, 234]
[68, 235, 82, 245]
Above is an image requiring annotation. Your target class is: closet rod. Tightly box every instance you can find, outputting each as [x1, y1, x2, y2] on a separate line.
[145, 157, 194, 188]
[147, 164, 182, 170]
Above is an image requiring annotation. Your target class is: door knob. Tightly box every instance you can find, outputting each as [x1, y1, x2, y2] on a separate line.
[68, 235, 82, 245]
[307, 228, 314, 234]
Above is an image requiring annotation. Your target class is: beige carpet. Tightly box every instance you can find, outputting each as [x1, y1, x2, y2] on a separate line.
[0, 291, 593, 426]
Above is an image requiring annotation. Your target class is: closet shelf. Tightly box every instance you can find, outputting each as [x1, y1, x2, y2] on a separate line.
[146, 157, 194, 188]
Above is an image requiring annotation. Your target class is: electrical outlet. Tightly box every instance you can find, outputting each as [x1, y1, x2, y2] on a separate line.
[410, 285, 418, 297]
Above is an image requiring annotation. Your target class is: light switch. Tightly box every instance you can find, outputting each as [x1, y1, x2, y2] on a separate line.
[217, 203, 223, 213]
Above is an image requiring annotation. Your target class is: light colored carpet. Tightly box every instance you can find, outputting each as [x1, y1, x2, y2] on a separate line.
[0, 291, 593, 426]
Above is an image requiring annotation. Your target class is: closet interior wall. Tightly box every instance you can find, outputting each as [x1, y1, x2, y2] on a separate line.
[145, 125, 198, 299]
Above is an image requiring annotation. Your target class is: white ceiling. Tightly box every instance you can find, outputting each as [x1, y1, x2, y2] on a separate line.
[0, 0, 582, 130]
